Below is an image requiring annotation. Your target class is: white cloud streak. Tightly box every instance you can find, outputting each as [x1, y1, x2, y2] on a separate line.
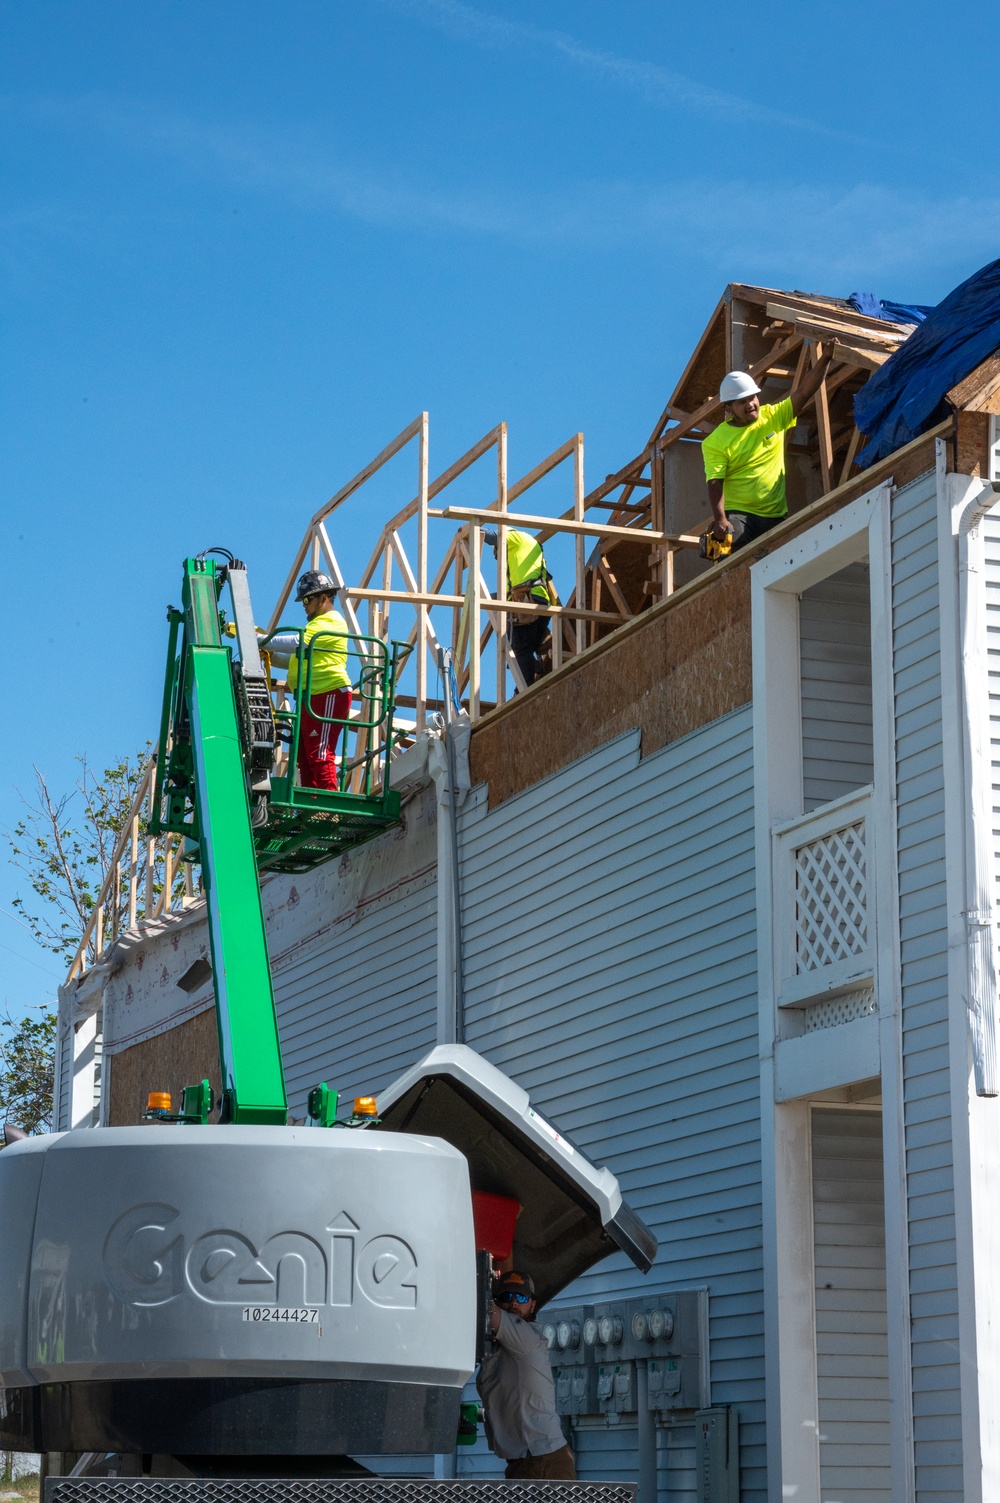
[2, 92, 994, 288]
[380, 0, 862, 141]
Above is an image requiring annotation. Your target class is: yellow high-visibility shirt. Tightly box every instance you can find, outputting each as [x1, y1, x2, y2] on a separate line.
[287, 610, 351, 695]
[701, 397, 796, 517]
[505, 529, 550, 603]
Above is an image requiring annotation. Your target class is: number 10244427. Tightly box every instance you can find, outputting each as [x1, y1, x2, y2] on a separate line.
[242, 1307, 320, 1323]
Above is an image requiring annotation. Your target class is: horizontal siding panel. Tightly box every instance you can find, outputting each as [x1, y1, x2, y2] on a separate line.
[458, 711, 765, 1500]
[892, 475, 959, 1502]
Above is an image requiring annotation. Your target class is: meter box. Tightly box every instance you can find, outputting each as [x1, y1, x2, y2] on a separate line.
[696, 1406, 739, 1503]
[597, 1359, 636, 1417]
[540, 1304, 588, 1361]
[646, 1356, 682, 1410]
[620, 1290, 704, 1362]
[553, 1363, 593, 1418]
[585, 1302, 630, 1359]
[542, 1288, 707, 1417]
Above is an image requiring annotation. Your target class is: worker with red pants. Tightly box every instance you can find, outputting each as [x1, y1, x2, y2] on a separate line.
[267, 571, 352, 791]
[477, 1270, 576, 1479]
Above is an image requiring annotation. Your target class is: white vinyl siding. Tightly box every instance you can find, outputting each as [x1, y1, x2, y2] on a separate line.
[812, 1107, 890, 1503]
[457, 713, 764, 1503]
[800, 561, 874, 811]
[272, 873, 437, 1118]
[891, 472, 961, 1502]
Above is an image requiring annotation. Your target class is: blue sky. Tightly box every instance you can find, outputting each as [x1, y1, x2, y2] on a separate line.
[0, 0, 995, 1015]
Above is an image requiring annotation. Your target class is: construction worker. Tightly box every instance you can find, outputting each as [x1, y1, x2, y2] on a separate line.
[703, 338, 840, 551]
[264, 571, 352, 791]
[483, 527, 555, 687]
[477, 1270, 576, 1480]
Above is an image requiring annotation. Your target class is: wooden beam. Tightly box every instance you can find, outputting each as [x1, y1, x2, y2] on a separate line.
[597, 556, 632, 618]
[307, 413, 425, 528]
[765, 301, 906, 350]
[435, 505, 700, 546]
[812, 343, 834, 492]
[838, 427, 863, 486]
[342, 585, 623, 624]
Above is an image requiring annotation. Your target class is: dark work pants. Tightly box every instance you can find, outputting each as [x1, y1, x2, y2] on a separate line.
[504, 1445, 576, 1480]
[509, 616, 551, 686]
[727, 511, 784, 552]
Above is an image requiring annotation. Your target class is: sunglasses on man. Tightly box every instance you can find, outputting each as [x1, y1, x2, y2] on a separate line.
[497, 1291, 532, 1305]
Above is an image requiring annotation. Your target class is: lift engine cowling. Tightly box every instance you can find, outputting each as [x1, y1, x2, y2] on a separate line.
[0, 1125, 475, 1455]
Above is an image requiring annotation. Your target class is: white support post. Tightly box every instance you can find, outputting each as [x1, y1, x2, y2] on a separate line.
[417, 412, 429, 730]
[310, 530, 321, 570]
[496, 423, 508, 707]
[574, 433, 585, 655]
[69, 1011, 99, 1130]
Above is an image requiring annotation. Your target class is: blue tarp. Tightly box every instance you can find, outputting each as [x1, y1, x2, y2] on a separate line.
[853, 259, 1000, 467]
[849, 291, 934, 323]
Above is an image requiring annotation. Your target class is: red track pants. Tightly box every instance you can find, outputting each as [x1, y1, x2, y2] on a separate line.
[297, 688, 352, 791]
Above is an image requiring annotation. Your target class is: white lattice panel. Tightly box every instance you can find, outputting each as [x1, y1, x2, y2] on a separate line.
[804, 988, 877, 1032]
[773, 789, 874, 1009]
[794, 819, 868, 972]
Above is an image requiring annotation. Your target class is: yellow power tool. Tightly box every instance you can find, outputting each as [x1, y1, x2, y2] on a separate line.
[699, 528, 734, 563]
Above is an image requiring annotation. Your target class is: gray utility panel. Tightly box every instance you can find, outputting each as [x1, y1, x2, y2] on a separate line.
[0, 1044, 655, 1458]
[542, 1290, 708, 1416]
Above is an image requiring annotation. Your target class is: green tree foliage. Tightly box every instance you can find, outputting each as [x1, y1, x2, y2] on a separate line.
[0, 1010, 57, 1139]
[9, 751, 152, 960]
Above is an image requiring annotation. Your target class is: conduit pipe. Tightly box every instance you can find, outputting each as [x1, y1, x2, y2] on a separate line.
[635, 1360, 658, 1503]
[427, 649, 471, 1048]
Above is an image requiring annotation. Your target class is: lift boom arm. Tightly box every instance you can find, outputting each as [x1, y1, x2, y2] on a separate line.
[152, 556, 287, 1124]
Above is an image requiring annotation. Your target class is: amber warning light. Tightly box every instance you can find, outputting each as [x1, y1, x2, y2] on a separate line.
[146, 1092, 172, 1113]
[353, 1096, 378, 1117]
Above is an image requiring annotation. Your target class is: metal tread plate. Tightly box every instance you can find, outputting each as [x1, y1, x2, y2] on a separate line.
[46, 1483, 635, 1503]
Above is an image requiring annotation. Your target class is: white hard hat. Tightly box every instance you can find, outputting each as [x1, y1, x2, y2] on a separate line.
[719, 370, 762, 403]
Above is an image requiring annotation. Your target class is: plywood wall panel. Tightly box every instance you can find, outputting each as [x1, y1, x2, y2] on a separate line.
[470, 567, 752, 807]
[106, 1008, 221, 1126]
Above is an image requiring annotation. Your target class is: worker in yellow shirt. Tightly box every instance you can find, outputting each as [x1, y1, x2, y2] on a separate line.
[703, 338, 839, 552]
[483, 527, 556, 687]
[265, 571, 352, 790]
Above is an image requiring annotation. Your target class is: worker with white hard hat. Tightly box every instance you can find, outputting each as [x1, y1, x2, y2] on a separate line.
[702, 339, 839, 552]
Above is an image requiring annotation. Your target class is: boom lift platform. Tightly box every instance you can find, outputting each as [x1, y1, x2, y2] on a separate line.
[0, 552, 655, 1492]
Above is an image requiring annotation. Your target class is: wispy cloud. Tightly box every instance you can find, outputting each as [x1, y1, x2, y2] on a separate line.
[2, 92, 995, 287]
[379, 0, 862, 142]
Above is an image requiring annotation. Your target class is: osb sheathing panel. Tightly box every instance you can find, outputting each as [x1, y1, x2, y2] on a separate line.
[107, 1007, 221, 1127]
[472, 428, 946, 809]
[471, 567, 751, 808]
[952, 410, 991, 478]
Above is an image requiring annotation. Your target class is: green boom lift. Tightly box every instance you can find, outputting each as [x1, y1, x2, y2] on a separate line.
[149, 551, 410, 1125]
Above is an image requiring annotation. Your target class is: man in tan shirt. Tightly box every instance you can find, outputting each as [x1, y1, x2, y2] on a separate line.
[476, 1270, 575, 1479]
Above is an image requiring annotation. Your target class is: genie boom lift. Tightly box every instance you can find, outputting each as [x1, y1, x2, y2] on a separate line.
[0, 554, 655, 1498]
